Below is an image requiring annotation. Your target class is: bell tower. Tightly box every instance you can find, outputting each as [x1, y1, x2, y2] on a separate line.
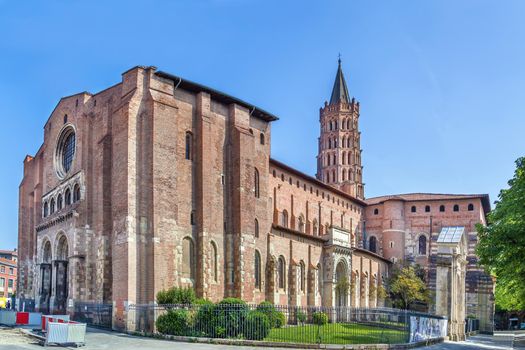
[316, 58, 364, 199]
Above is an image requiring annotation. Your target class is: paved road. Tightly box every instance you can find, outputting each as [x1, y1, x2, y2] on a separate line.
[0, 327, 522, 349]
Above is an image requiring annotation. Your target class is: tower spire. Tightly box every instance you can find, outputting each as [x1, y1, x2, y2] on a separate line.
[329, 56, 350, 105]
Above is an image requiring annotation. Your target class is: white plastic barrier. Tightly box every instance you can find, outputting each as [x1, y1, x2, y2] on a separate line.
[0, 310, 16, 325]
[42, 315, 70, 331]
[45, 321, 86, 347]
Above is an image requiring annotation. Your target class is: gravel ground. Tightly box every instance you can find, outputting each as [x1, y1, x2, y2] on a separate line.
[0, 326, 39, 346]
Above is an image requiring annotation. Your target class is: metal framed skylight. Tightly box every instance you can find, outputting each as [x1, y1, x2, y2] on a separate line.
[437, 226, 465, 243]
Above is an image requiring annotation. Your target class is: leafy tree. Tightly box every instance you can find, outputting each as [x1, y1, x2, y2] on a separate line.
[477, 157, 525, 311]
[387, 263, 430, 310]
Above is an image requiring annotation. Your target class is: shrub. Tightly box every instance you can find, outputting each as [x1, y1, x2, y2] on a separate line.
[297, 310, 307, 324]
[256, 301, 286, 328]
[156, 287, 196, 305]
[312, 311, 328, 325]
[243, 311, 270, 340]
[156, 309, 190, 335]
[213, 298, 249, 338]
[194, 299, 216, 336]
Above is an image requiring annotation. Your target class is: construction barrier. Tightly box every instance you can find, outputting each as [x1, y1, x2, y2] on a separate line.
[45, 320, 86, 347]
[41, 315, 70, 332]
[0, 310, 42, 327]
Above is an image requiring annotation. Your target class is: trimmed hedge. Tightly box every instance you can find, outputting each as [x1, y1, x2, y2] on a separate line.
[256, 301, 286, 328]
[213, 298, 249, 338]
[244, 311, 271, 340]
[312, 311, 329, 325]
[156, 309, 189, 335]
[156, 287, 196, 305]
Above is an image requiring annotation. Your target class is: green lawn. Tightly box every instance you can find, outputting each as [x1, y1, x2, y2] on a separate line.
[266, 323, 407, 345]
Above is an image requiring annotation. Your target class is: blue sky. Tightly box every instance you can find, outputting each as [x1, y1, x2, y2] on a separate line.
[0, 1, 524, 250]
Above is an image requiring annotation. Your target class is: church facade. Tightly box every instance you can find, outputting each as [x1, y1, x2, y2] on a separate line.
[18, 62, 494, 337]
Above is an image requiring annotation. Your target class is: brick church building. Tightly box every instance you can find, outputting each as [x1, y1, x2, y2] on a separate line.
[18, 61, 494, 337]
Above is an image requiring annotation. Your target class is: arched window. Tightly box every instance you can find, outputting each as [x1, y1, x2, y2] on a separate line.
[425, 205, 430, 212]
[418, 235, 427, 255]
[42, 240, 52, 263]
[468, 203, 474, 211]
[298, 215, 305, 233]
[369, 236, 377, 253]
[211, 241, 218, 282]
[342, 169, 347, 181]
[312, 219, 318, 236]
[185, 132, 193, 160]
[73, 184, 81, 202]
[281, 210, 289, 228]
[300, 260, 306, 293]
[335, 121, 338, 130]
[50, 198, 55, 214]
[254, 218, 259, 238]
[182, 237, 195, 279]
[453, 204, 459, 212]
[260, 133, 265, 145]
[255, 250, 262, 289]
[328, 139, 332, 149]
[56, 234, 69, 260]
[411, 205, 416, 213]
[57, 194, 63, 211]
[278, 256, 286, 289]
[439, 205, 445, 212]
[43, 202, 49, 217]
[254, 168, 260, 198]
[332, 170, 336, 183]
[342, 152, 346, 165]
[65, 189, 71, 206]
[327, 155, 330, 166]
[373, 208, 379, 215]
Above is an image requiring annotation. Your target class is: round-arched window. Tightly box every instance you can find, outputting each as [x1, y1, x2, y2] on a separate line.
[55, 125, 76, 178]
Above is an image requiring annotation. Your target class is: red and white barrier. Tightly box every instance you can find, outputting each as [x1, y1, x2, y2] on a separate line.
[41, 315, 70, 332]
[0, 310, 42, 327]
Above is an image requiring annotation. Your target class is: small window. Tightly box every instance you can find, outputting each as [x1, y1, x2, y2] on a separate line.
[254, 168, 260, 198]
[63, 114, 68, 124]
[300, 261, 306, 292]
[411, 206, 416, 213]
[272, 170, 276, 177]
[281, 210, 289, 228]
[254, 218, 259, 238]
[278, 256, 286, 289]
[57, 194, 63, 211]
[453, 204, 459, 212]
[418, 235, 427, 255]
[190, 210, 195, 225]
[43, 202, 49, 217]
[390, 241, 394, 248]
[369, 236, 377, 253]
[211, 242, 218, 282]
[260, 133, 265, 145]
[73, 184, 81, 202]
[425, 205, 430, 212]
[255, 250, 262, 289]
[373, 208, 379, 215]
[185, 132, 193, 160]
[65, 189, 71, 206]
[439, 205, 445, 212]
[50, 198, 55, 214]
[468, 203, 474, 211]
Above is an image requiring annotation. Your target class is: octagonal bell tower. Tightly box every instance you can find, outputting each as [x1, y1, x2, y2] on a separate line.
[316, 58, 364, 199]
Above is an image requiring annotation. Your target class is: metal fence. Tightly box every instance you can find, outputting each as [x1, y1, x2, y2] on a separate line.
[72, 302, 113, 329]
[465, 318, 480, 334]
[128, 304, 447, 345]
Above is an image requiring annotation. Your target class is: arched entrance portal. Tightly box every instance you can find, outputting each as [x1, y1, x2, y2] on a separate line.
[54, 235, 69, 313]
[335, 261, 349, 307]
[39, 241, 52, 313]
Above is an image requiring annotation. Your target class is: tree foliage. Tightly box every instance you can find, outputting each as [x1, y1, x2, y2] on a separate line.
[387, 262, 430, 310]
[477, 157, 525, 311]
